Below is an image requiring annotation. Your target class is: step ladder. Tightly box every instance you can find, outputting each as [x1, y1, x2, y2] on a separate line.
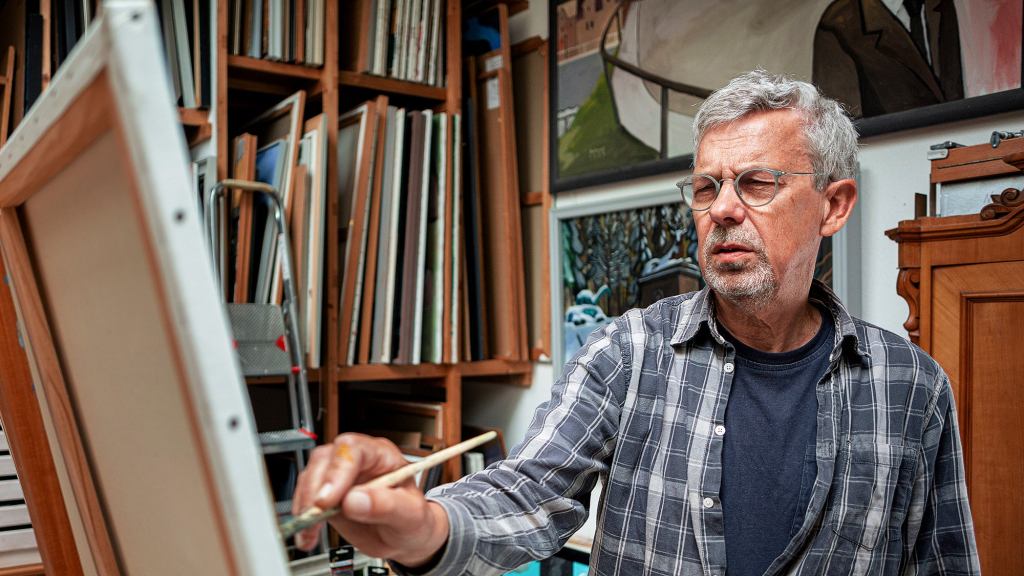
[204, 178, 317, 516]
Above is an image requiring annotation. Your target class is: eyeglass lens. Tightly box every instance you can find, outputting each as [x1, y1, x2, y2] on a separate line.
[682, 169, 779, 210]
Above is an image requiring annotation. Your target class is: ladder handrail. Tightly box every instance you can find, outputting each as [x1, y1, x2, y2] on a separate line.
[203, 179, 315, 439]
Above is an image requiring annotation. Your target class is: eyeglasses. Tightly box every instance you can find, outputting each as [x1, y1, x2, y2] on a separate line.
[676, 168, 820, 211]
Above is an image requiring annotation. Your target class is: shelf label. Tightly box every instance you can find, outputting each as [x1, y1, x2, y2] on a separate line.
[486, 78, 500, 110]
[484, 55, 503, 73]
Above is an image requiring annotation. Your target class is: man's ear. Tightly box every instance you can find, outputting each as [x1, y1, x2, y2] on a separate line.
[820, 178, 857, 238]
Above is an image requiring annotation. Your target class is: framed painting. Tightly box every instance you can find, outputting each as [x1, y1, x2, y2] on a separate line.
[549, 187, 696, 367]
[551, 0, 1024, 191]
[0, 4, 290, 574]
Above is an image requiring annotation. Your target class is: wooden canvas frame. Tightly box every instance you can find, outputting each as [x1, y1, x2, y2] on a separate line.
[242, 89, 306, 305]
[0, 3, 289, 574]
[0, 45, 13, 148]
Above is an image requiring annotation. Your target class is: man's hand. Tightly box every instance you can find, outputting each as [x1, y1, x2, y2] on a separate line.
[291, 433, 450, 568]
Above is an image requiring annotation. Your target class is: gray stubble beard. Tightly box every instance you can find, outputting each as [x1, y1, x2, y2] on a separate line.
[700, 226, 779, 309]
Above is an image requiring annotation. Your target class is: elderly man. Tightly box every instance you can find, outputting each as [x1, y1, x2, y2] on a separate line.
[291, 70, 979, 575]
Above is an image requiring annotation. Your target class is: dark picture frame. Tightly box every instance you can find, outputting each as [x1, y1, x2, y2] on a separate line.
[550, 0, 1024, 193]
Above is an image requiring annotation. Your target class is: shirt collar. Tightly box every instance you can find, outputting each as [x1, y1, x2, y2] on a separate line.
[668, 279, 869, 359]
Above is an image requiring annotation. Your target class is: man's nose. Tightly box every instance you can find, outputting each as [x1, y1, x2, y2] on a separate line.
[708, 179, 746, 226]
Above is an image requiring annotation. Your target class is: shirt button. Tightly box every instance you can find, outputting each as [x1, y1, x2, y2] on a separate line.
[714, 425, 726, 436]
[703, 497, 715, 509]
[723, 362, 734, 373]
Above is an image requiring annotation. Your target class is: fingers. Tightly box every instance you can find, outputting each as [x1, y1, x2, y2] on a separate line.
[291, 443, 338, 551]
[291, 444, 335, 517]
[312, 435, 410, 509]
[290, 433, 411, 551]
[341, 482, 424, 525]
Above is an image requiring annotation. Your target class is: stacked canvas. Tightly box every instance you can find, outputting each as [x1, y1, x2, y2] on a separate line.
[228, 0, 325, 65]
[156, 0, 213, 109]
[217, 91, 328, 368]
[340, 0, 446, 86]
[337, 99, 460, 366]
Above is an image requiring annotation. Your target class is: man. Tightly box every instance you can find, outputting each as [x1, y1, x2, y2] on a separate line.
[292, 70, 979, 575]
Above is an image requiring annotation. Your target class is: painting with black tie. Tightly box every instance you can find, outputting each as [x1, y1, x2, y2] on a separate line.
[551, 0, 1024, 191]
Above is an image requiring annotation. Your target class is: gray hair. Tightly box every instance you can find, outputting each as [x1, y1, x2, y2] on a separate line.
[693, 69, 858, 190]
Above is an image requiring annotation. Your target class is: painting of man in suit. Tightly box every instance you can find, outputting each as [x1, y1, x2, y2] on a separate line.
[553, 0, 1021, 185]
[813, 0, 964, 117]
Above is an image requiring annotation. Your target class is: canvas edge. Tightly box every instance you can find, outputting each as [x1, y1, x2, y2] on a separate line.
[100, 2, 291, 573]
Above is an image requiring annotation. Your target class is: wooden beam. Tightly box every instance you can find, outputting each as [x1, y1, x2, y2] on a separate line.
[338, 70, 446, 101]
[0, 564, 45, 576]
[1, 46, 13, 148]
[0, 246, 83, 576]
[511, 36, 545, 59]
[0, 210, 119, 574]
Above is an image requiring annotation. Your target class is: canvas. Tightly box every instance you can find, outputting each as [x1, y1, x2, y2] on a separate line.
[0, 3, 290, 573]
[551, 0, 1024, 191]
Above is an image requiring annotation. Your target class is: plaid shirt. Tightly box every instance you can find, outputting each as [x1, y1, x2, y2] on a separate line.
[414, 282, 979, 576]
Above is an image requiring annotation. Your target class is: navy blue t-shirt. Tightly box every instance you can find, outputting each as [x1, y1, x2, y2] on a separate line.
[718, 307, 834, 576]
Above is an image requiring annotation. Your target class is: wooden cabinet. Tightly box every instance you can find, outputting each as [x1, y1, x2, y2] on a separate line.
[886, 154, 1024, 575]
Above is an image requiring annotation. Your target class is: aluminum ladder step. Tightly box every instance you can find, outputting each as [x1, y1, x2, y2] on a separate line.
[259, 430, 316, 454]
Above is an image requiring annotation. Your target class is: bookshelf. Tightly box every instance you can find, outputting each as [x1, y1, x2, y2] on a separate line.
[0, 0, 536, 561]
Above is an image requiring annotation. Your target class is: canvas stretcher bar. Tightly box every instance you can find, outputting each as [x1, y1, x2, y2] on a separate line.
[0, 3, 289, 574]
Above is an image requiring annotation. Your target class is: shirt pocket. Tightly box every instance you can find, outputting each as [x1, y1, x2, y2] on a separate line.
[827, 442, 917, 551]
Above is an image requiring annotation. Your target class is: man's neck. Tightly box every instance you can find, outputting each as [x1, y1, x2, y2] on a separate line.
[712, 291, 822, 353]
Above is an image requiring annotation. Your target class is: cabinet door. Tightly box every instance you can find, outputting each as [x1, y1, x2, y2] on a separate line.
[931, 260, 1024, 575]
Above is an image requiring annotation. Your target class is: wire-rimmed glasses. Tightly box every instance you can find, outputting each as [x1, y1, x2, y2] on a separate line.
[676, 168, 819, 211]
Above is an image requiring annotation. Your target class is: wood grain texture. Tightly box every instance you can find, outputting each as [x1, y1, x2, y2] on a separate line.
[0, 240, 83, 576]
[0, 209, 119, 575]
[357, 95, 389, 364]
[337, 100, 380, 365]
[1, 45, 14, 148]
[337, 71, 446, 101]
[0, 564, 44, 576]
[959, 294, 1024, 572]
[322, 0, 341, 459]
[930, 138, 1024, 184]
[231, 133, 258, 303]
[0, 74, 112, 209]
[889, 166, 1024, 574]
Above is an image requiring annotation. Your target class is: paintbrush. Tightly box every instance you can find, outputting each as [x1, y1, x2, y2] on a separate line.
[279, 430, 498, 539]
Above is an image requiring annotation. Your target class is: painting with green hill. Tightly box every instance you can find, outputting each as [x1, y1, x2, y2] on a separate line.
[553, 0, 1023, 190]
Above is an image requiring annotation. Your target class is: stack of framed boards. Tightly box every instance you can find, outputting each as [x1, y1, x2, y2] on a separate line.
[336, 98, 461, 366]
[340, 0, 446, 86]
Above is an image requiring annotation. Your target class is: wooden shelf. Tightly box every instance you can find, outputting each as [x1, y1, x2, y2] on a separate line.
[178, 107, 209, 127]
[0, 565, 44, 576]
[178, 108, 211, 145]
[227, 55, 323, 81]
[338, 363, 454, 382]
[336, 359, 532, 384]
[338, 71, 446, 102]
[460, 359, 532, 385]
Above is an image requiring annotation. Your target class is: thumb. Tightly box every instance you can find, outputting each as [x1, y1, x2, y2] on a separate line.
[341, 484, 426, 526]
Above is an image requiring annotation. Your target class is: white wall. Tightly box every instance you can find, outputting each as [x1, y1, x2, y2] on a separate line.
[461, 0, 1024, 546]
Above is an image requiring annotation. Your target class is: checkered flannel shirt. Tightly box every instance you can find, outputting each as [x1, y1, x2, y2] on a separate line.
[408, 281, 979, 575]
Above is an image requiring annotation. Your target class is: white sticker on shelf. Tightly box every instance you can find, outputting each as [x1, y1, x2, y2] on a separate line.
[484, 55, 503, 73]
[486, 78, 500, 110]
